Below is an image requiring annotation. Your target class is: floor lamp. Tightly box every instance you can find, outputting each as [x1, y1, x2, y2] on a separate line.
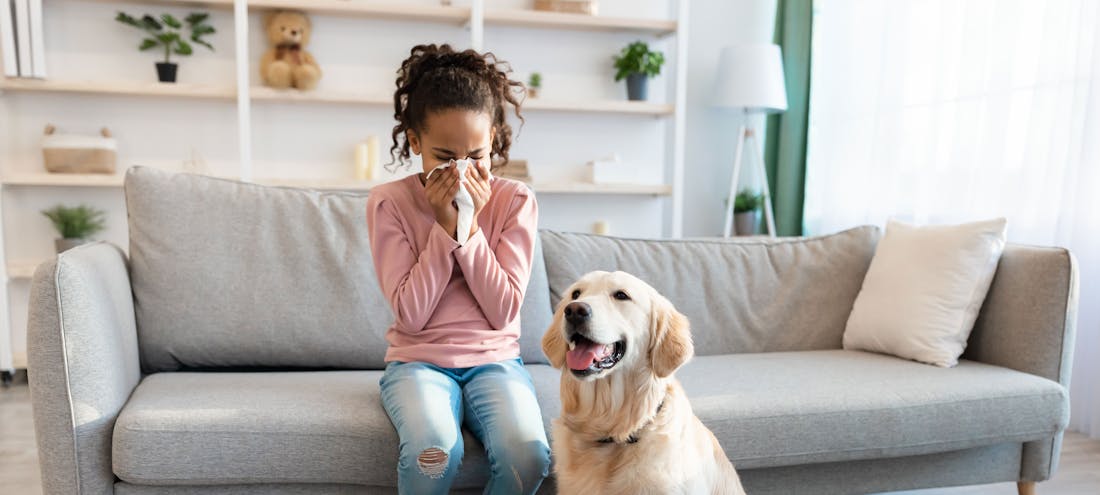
[713, 44, 788, 237]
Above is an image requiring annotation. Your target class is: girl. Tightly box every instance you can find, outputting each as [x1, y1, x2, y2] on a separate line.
[365, 44, 550, 494]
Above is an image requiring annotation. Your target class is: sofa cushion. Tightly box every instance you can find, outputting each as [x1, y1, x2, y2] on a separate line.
[112, 350, 1066, 486]
[539, 227, 880, 355]
[682, 350, 1069, 469]
[124, 167, 552, 372]
[112, 367, 562, 487]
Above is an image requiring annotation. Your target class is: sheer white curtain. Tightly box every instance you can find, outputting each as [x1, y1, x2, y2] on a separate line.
[803, 0, 1100, 437]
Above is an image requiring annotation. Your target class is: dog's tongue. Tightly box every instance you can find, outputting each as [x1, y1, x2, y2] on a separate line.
[566, 341, 613, 371]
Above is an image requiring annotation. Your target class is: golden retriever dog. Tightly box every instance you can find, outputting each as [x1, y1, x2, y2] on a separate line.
[542, 270, 746, 495]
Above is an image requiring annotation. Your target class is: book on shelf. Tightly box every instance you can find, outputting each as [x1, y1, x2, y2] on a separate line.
[27, 0, 43, 77]
[13, 0, 30, 76]
[0, 0, 17, 76]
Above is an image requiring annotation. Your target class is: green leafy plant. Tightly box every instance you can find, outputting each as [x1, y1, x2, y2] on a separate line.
[41, 205, 107, 239]
[613, 41, 665, 81]
[115, 12, 215, 64]
[733, 190, 764, 214]
[528, 72, 542, 88]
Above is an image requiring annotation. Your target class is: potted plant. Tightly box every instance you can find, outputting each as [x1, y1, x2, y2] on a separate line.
[116, 12, 215, 83]
[733, 189, 763, 236]
[41, 205, 107, 253]
[528, 72, 542, 98]
[613, 40, 665, 101]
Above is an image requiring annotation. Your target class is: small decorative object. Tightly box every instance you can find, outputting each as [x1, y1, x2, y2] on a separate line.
[732, 189, 764, 236]
[534, 0, 598, 15]
[42, 125, 117, 174]
[586, 153, 633, 184]
[115, 11, 215, 83]
[260, 11, 322, 91]
[41, 204, 107, 253]
[354, 136, 379, 181]
[613, 40, 665, 101]
[180, 148, 210, 175]
[492, 158, 531, 182]
[527, 72, 542, 98]
[593, 220, 610, 235]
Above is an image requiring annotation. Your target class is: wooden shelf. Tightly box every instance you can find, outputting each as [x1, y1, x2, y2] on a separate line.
[0, 81, 671, 115]
[253, 177, 384, 190]
[247, 0, 469, 24]
[0, 78, 236, 100]
[484, 9, 676, 34]
[249, 86, 389, 105]
[252, 87, 671, 115]
[1, 173, 126, 187]
[81, 0, 234, 8]
[7, 260, 42, 281]
[523, 97, 673, 115]
[529, 181, 672, 196]
[0, 172, 669, 196]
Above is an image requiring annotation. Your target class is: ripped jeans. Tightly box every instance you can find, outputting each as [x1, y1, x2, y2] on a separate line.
[379, 358, 551, 495]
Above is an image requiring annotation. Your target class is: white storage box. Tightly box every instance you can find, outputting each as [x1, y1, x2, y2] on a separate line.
[41, 125, 117, 174]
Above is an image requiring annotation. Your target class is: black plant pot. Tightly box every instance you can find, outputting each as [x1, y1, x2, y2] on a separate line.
[156, 62, 178, 83]
[626, 73, 648, 101]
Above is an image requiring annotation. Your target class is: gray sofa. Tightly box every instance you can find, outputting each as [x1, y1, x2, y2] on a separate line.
[27, 166, 1077, 495]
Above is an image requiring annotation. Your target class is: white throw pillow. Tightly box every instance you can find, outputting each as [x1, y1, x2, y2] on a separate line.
[842, 217, 1008, 367]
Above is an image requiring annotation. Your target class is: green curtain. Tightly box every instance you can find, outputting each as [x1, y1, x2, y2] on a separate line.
[763, 0, 813, 236]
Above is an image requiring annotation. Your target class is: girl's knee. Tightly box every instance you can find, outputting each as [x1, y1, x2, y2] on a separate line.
[400, 441, 464, 481]
[494, 440, 551, 481]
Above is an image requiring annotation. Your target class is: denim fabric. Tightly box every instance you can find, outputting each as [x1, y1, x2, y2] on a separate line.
[379, 358, 551, 494]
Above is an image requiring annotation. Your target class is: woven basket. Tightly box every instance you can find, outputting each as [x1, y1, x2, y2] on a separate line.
[41, 125, 117, 174]
[534, 0, 597, 15]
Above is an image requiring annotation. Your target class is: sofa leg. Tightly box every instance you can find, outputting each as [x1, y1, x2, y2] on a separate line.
[1018, 481, 1036, 495]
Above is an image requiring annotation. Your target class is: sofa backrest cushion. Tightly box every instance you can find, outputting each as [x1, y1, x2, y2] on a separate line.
[125, 167, 551, 372]
[538, 227, 880, 355]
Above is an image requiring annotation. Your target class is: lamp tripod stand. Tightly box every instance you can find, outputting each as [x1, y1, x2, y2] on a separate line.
[722, 123, 776, 238]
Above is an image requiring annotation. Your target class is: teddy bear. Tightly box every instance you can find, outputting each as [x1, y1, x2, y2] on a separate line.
[259, 10, 321, 90]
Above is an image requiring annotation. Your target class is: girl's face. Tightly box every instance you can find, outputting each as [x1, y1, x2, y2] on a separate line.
[407, 109, 494, 174]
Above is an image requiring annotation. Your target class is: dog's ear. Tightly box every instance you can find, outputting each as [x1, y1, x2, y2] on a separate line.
[648, 294, 693, 378]
[542, 302, 568, 369]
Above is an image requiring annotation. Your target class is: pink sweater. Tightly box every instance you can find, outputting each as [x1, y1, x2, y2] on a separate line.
[365, 173, 538, 368]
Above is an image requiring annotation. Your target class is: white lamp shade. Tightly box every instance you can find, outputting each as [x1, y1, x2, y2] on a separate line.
[713, 44, 788, 113]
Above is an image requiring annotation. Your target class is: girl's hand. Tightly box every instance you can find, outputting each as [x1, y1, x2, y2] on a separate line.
[465, 160, 492, 237]
[424, 164, 460, 237]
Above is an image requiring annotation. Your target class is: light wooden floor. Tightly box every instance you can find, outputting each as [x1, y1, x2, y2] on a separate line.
[2, 372, 1099, 494]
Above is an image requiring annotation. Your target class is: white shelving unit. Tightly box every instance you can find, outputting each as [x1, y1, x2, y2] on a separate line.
[0, 0, 689, 374]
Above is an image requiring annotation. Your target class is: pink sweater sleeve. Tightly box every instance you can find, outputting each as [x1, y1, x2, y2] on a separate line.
[453, 186, 538, 329]
[366, 193, 459, 334]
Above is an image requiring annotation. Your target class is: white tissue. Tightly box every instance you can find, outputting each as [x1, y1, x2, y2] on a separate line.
[425, 158, 492, 245]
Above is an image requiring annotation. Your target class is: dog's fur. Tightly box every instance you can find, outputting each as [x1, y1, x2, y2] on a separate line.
[542, 271, 746, 495]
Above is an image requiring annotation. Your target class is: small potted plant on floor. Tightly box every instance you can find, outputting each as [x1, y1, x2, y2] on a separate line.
[41, 205, 107, 253]
[733, 189, 763, 236]
[528, 72, 542, 98]
[613, 40, 665, 101]
[116, 12, 215, 83]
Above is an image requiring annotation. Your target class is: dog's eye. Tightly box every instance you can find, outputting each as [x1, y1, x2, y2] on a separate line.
[613, 290, 631, 301]
[571, 289, 581, 300]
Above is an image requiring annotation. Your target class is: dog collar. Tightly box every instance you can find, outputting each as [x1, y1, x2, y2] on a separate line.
[596, 399, 665, 445]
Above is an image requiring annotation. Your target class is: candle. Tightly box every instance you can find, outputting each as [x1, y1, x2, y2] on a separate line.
[354, 136, 380, 181]
[366, 135, 379, 180]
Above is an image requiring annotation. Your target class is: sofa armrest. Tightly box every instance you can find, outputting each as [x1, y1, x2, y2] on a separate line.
[964, 244, 1078, 482]
[28, 242, 142, 495]
[966, 244, 1078, 384]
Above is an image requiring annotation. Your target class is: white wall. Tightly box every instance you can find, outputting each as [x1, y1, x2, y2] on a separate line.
[681, 0, 777, 236]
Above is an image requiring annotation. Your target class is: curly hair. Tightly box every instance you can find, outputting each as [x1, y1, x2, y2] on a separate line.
[388, 44, 525, 172]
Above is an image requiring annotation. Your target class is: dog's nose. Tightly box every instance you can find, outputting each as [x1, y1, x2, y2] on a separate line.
[290, 30, 298, 36]
[564, 302, 592, 325]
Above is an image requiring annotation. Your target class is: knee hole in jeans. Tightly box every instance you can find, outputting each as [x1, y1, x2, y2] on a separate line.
[417, 447, 449, 479]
